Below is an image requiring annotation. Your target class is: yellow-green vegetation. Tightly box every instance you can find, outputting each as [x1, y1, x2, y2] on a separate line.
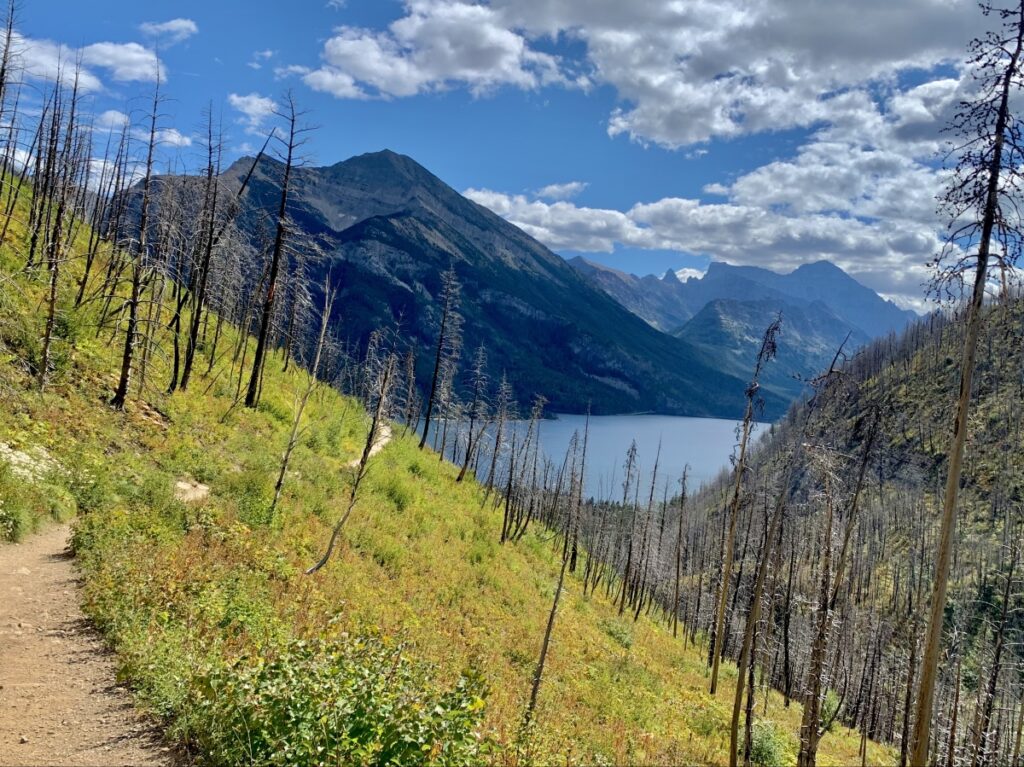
[0, 185, 895, 765]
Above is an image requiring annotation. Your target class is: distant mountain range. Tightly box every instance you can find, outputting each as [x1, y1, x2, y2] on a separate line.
[570, 258, 916, 402]
[216, 150, 787, 419]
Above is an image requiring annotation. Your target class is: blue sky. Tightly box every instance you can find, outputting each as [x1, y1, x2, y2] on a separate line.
[24, 0, 996, 306]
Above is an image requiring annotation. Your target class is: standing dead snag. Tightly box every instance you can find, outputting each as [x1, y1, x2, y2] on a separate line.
[672, 467, 689, 639]
[728, 339, 844, 767]
[111, 75, 161, 410]
[271, 275, 335, 514]
[913, 4, 1024, 764]
[306, 348, 396, 574]
[457, 344, 489, 482]
[521, 431, 582, 740]
[245, 92, 311, 410]
[710, 315, 780, 695]
[419, 265, 461, 450]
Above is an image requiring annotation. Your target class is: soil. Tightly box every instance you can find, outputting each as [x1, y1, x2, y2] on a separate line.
[0, 525, 172, 767]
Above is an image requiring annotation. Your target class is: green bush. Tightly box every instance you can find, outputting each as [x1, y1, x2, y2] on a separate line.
[189, 635, 490, 766]
[748, 721, 787, 767]
[600, 619, 633, 650]
[0, 494, 32, 541]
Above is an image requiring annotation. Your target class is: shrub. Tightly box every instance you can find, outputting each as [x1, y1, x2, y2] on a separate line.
[0, 494, 32, 541]
[820, 688, 841, 733]
[748, 721, 788, 767]
[600, 618, 633, 650]
[189, 635, 490, 766]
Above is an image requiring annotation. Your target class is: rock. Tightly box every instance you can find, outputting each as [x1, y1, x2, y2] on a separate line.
[19, 736, 28, 744]
[173, 478, 210, 503]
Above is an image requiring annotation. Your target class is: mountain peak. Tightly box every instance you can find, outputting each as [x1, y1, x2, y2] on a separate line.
[328, 149, 435, 186]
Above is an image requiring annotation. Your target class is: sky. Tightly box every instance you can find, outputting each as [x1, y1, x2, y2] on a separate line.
[19, 0, 1001, 310]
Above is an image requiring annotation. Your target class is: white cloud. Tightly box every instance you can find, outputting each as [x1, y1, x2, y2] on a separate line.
[155, 128, 192, 147]
[95, 109, 130, 132]
[88, 157, 144, 192]
[291, 0, 987, 148]
[297, 0, 566, 99]
[228, 92, 276, 133]
[494, 0, 985, 148]
[14, 33, 163, 91]
[14, 33, 103, 91]
[536, 181, 587, 200]
[81, 42, 162, 83]
[139, 18, 198, 46]
[248, 49, 274, 70]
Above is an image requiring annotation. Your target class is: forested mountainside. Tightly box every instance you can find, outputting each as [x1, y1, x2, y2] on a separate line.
[0, 173, 893, 764]
[555, 299, 1024, 767]
[571, 257, 916, 401]
[124, 149, 785, 419]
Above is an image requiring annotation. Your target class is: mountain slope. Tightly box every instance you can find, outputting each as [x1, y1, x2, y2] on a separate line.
[220, 150, 784, 418]
[676, 298, 870, 401]
[571, 257, 915, 341]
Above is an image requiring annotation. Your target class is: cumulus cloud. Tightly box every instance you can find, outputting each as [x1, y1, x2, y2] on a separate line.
[154, 128, 192, 147]
[95, 109, 130, 132]
[14, 33, 164, 91]
[139, 18, 198, 46]
[228, 92, 276, 132]
[536, 181, 587, 200]
[13, 33, 103, 91]
[81, 42, 162, 82]
[494, 0, 984, 148]
[296, 0, 566, 98]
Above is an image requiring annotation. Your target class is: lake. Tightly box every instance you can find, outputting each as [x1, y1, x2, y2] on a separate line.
[437, 413, 757, 500]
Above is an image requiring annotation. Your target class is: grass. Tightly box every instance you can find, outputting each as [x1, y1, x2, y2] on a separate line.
[0, 183, 895, 765]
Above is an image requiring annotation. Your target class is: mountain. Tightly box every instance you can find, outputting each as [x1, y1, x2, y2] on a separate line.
[567, 258, 696, 332]
[571, 257, 915, 338]
[569, 257, 916, 400]
[218, 150, 787, 419]
[675, 298, 870, 401]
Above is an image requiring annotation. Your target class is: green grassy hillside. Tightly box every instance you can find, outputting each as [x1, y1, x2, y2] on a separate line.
[0, 184, 893, 765]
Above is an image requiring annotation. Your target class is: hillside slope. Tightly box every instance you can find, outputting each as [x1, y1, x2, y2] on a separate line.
[0, 183, 891, 765]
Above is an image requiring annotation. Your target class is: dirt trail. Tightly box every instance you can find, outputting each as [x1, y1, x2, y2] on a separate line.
[0, 525, 171, 766]
[345, 423, 392, 468]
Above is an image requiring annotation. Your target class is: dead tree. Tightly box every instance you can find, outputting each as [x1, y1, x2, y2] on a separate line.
[710, 316, 780, 694]
[306, 348, 396, 574]
[457, 344, 489, 482]
[913, 5, 1024, 762]
[271, 275, 335, 514]
[245, 92, 310, 409]
[419, 265, 460, 450]
[110, 77, 161, 410]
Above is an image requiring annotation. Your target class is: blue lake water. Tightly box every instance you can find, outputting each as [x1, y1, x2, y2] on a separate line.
[532, 413, 750, 499]
[438, 413, 758, 500]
